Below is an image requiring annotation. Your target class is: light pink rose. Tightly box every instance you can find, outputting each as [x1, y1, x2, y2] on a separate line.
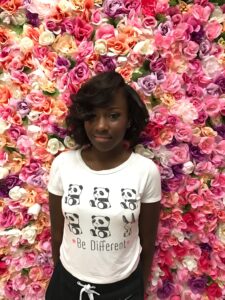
[198, 136, 215, 154]
[142, 16, 157, 28]
[183, 41, 199, 60]
[161, 73, 181, 94]
[91, 9, 103, 25]
[16, 135, 33, 155]
[175, 123, 192, 143]
[190, 97, 204, 111]
[12, 274, 28, 292]
[205, 21, 222, 41]
[188, 193, 204, 208]
[215, 140, 225, 155]
[26, 91, 47, 107]
[11, 71, 29, 84]
[205, 96, 221, 117]
[155, 0, 169, 14]
[194, 161, 216, 176]
[76, 41, 94, 61]
[4, 280, 20, 300]
[96, 24, 115, 40]
[25, 282, 45, 300]
[186, 177, 201, 192]
[191, 4, 211, 22]
[19, 251, 37, 269]
[173, 23, 189, 41]
[150, 107, 168, 125]
[211, 174, 225, 188]
[154, 32, 174, 49]
[169, 144, 190, 165]
[33, 46, 49, 60]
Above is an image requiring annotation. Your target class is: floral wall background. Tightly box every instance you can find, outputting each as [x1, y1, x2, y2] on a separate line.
[0, 0, 225, 299]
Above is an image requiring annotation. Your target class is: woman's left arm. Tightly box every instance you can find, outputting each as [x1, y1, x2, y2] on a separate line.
[139, 201, 161, 292]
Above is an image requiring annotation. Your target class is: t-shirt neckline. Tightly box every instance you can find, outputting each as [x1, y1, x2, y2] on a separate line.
[77, 148, 135, 174]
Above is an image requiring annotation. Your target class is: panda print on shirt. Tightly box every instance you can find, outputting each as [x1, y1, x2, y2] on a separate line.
[65, 184, 83, 206]
[90, 216, 111, 239]
[122, 213, 135, 237]
[65, 212, 82, 235]
[90, 187, 111, 209]
[120, 188, 138, 210]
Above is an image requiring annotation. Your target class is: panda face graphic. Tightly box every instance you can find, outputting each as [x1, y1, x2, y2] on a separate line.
[90, 187, 111, 209]
[65, 184, 83, 206]
[90, 216, 111, 238]
[65, 212, 82, 235]
[120, 188, 137, 210]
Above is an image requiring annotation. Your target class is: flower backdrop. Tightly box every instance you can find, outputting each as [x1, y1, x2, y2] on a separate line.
[0, 0, 225, 299]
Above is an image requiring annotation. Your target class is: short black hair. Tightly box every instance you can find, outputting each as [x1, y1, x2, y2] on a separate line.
[66, 71, 149, 147]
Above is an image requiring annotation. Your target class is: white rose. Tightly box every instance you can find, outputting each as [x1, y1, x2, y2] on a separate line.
[28, 203, 41, 219]
[217, 223, 225, 244]
[9, 186, 27, 200]
[94, 39, 108, 55]
[151, 266, 164, 286]
[39, 31, 55, 46]
[0, 167, 9, 179]
[202, 56, 223, 78]
[133, 40, 154, 55]
[21, 225, 37, 244]
[58, 0, 74, 12]
[0, 118, 10, 134]
[64, 136, 76, 149]
[47, 138, 65, 155]
[0, 11, 11, 24]
[20, 37, 34, 53]
[135, 144, 154, 159]
[182, 161, 195, 174]
[27, 111, 41, 121]
[12, 10, 26, 25]
[182, 256, 197, 271]
[0, 228, 21, 246]
[171, 229, 185, 242]
[210, 7, 225, 23]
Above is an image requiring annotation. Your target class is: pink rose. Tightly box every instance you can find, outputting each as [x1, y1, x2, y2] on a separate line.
[169, 144, 190, 165]
[76, 41, 94, 61]
[61, 19, 74, 35]
[211, 174, 225, 188]
[73, 17, 93, 43]
[215, 140, 225, 155]
[205, 96, 220, 117]
[173, 23, 189, 41]
[16, 135, 33, 155]
[161, 73, 181, 94]
[154, 32, 174, 50]
[26, 91, 47, 107]
[95, 24, 115, 40]
[142, 16, 157, 28]
[19, 251, 37, 269]
[198, 136, 215, 154]
[205, 21, 222, 41]
[69, 62, 90, 84]
[91, 9, 103, 25]
[194, 161, 216, 176]
[26, 282, 45, 300]
[33, 46, 49, 59]
[12, 274, 28, 292]
[11, 71, 29, 84]
[186, 177, 201, 192]
[183, 41, 199, 60]
[188, 193, 204, 208]
[175, 123, 192, 143]
[191, 4, 211, 22]
[190, 97, 204, 111]
[0, 150, 8, 166]
[0, 207, 17, 228]
[4, 280, 20, 300]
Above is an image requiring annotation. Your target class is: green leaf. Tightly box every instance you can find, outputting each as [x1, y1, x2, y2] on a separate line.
[107, 18, 120, 28]
[169, 0, 178, 6]
[4, 146, 17, 154]
[68, 59, 76, 70]
[43, 89, 60, 97]
[182, 204, 191, 213]
[142, 60, 150, 71]
[10, 25, 23, 35]
[131, 72, 143, 82]
[23, 67, 32, 74]
[21, 268, 30, 276]
[150, 94, 160, 107]
[156, 14, 167, 24]
[22, 116, 29, 125]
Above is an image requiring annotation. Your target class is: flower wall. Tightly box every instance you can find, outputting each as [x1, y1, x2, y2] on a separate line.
[0, 0, 225, 299]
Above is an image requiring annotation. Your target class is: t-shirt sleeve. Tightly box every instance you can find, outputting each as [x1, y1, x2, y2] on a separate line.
[141, 161, 161, 203]
[47, 155, 64, 196]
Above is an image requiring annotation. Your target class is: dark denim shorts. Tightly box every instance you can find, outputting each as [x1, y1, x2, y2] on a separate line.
[45, 260, 144, 300]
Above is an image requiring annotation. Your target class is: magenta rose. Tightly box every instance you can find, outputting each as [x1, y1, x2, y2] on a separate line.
[69, 62, 90, 84]
[103, 0, 126, 17]
[73, 17, 93, 43]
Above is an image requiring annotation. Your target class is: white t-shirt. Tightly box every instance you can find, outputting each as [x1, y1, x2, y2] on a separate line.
[47, 149, 161, 284]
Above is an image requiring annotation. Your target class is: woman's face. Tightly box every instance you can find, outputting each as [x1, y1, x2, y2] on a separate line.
[84, 90, 130, 153]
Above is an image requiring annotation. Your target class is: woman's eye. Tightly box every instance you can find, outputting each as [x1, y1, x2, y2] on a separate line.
[109, 113, 120, 120]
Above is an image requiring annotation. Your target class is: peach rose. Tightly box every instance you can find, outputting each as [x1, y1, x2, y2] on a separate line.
[35, 133, 48, 147]
[0, 85, 11, 104]
[52, 33, 77, 55]
[107, 34, 129, 55]
[0, 0, 23, 13]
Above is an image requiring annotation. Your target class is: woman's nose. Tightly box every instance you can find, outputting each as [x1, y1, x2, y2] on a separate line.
[95, 116, 108, 131]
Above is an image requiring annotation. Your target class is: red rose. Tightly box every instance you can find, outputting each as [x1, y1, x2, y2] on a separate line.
[0, 260, 7, 275]
[206, 283, 222, 298]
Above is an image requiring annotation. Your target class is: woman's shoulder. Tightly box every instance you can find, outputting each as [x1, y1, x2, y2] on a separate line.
[133, 152, 160, 174]
[52, 149, 79, 165]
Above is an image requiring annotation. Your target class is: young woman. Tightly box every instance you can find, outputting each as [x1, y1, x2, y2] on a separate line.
[46, 71, 161, 300]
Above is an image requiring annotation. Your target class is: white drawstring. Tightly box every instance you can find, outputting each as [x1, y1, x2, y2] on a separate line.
[77, 281, 100, 300]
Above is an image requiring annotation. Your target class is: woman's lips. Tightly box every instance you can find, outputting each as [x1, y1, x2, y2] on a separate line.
[93, 135, 112, 142]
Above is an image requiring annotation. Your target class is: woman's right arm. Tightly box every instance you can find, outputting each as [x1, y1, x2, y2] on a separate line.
[48, 192, 64, 266]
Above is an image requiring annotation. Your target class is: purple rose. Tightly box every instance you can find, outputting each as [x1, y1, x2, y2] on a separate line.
[200, 243, 212, 252]
[161, 180, 171, 192]
[189, 145, 206, 162]
[103, 0, 126, 17]
[215, 125, 225, 139]
[100, 56, 116, 71]
[199, 40, 211, 57]
[17, 101, 30, 118]
[124, 0, 141, 11]
[157, 280, 175, 299]
[70, 62, 90, 84]
[188, 277, 207, 294]
[27, 174, 46, 188]
[160, 166, 174, 180]
[26, 10, 40, 27]
[0, 175, 22, 197]
[52, 125, 67, 138]
[206, 83, 219, 95]
[150, 58, 166, 72]
[61, 19, 74, 35]
[172, 164, 184, 178]
[158, 21, 172, 36]
[56, 57, 70, 68]
[137, 75, 156, 96]
[215, 75, 225, 94]
[190, 26, 205, 44]
[8, 125, 26, 141]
